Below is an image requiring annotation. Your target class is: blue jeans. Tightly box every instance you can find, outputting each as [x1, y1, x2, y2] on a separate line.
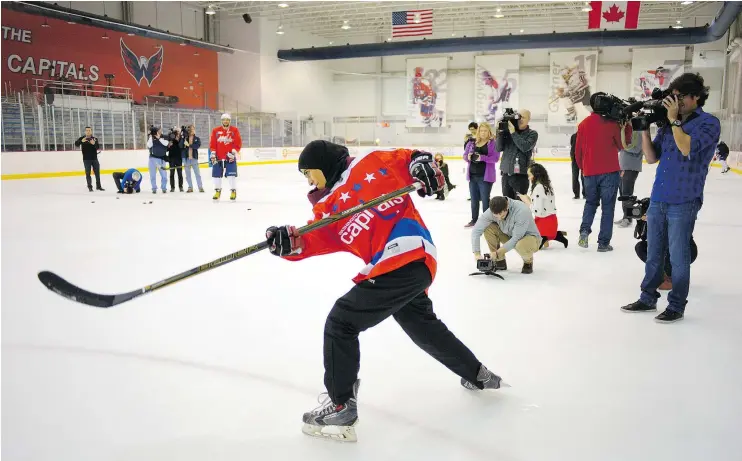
[469, 176, 493, 223]
[639, 199, 701, 314]
[579, 172, 620, 245]
[183, 158, 203, 190]
[148, 157, 167, 191]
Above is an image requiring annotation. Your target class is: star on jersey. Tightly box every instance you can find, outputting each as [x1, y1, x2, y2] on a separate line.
[364, 173, 376, 183]
[339, 192, 351, 202]
[322, 212, 331, 218]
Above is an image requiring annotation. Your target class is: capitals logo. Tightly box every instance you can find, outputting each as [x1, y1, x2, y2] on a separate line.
[120, 38, 164, 87]
[217, 134, 234, 144]
[339, 197, 406, 244]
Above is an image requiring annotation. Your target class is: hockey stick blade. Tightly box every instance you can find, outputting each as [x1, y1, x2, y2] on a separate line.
[38, 271, 140, 308]
[37, 182, 423, 308]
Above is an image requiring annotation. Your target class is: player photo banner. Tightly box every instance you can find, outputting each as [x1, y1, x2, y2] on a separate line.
[631, 47, 685, 100]
[548, 50, 598, 127]
[474, 54, 520, 125]
[406, 57, 447, 128]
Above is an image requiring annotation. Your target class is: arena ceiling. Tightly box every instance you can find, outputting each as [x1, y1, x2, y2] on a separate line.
[200, 1, 723, 40]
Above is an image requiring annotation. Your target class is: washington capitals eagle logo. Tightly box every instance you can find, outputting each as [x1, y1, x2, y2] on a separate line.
[120, 38, 164, 87]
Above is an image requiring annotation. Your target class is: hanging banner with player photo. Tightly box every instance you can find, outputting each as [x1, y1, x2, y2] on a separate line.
[548, 50, 598, 126]
[631, 47, 685, 100]
[405, 57, 447, 128]
[473, 54, 520, 126]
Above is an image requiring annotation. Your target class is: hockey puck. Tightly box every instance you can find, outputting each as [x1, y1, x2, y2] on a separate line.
[91, 201, 95, 203]
[149, 201, 153, 204]
[247, 208, 251, 211]
[142, 201, 147, 204]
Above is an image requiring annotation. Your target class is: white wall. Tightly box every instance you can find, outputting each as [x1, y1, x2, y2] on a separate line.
[258, 18, 335, 117]
[217, 13, 261, 111]
[322, 38, 728, 149]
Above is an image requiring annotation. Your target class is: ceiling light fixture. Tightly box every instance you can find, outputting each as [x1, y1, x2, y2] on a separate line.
[451, 32, 456, 37]
[494, 8, 504, 18]
[413, 13, 421, 24]
[680, 1, 693, 5]
[205, 5, 216, 15]
[520, 29, 524, 33]
[101, 32, 110, 39]
[276, 24, 285, 35]
[41, 18, 51, 28]
[581, 2, 592, 12]
[329, 41, 334, 45]
[672, 20, 683, 29]
[127, 32, 135, 36]
[278, 3, 289, 7]
[341, 20, 351, 30]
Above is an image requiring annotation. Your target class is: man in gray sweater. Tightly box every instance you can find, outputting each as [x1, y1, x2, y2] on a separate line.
[471, 196, 541, 274]
[615, 131, 643, 228]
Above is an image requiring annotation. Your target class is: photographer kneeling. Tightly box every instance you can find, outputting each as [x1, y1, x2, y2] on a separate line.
[496, 109, 538, 200]
[621, 73, 720, 323]
[471, 196, 541, 274]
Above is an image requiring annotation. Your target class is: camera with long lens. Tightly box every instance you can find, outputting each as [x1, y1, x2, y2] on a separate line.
[630, 88, 670, 131]
[149, 125, 159, 137]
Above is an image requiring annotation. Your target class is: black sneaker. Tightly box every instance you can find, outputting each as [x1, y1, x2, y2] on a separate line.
[521, 262, 533, 274]
[620, 301, 657, 313]
[495, 259, 507, 271]
[597, 244, 613, 252]
[655, 309, 684, 323]
[88, 186, 93, 192]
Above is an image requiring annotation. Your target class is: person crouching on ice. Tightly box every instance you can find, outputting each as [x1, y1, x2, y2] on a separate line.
[209, 113, 242, 201]
[264, 140, 508, 443]
[113, 168, 142, 194]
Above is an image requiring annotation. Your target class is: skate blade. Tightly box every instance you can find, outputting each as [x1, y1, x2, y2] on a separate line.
[302, 422, 358, 443]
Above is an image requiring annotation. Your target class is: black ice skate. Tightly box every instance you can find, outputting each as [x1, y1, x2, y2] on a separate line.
[461, 365, 509, 391]
[302, 379, 360, 442]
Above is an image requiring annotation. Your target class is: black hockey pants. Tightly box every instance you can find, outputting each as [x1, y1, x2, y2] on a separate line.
[324, 260, 483, 405]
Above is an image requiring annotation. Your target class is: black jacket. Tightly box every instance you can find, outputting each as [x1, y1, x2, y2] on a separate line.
[75, 136, 100, 160]
[496, 126, 538, 175]
[180, 135, 202, 160]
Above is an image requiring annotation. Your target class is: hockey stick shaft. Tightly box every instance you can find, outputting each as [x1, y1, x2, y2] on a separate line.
[38, 182, 423, 308]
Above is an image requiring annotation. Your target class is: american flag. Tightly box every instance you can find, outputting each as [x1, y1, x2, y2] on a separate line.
[391, 10, 433, 38]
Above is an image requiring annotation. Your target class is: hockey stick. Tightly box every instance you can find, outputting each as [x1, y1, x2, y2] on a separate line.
[38, 182, 424, 308]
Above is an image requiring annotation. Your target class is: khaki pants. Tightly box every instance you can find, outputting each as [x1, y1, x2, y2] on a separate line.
[483, 223, 540, 263]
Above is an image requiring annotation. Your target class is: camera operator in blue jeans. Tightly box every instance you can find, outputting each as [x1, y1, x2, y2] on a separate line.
[621, 73, 720, 323]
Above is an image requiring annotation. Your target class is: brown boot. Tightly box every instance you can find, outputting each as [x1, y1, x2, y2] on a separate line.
[658, 273, 672, 291]
[521, 261, 533, 274]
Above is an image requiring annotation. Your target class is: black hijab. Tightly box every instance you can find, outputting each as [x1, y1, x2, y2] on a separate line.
[298, 140, 350, 190]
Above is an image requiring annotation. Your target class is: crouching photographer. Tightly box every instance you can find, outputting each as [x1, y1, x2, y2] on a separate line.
[620, 73, 720, 323]
[621, 195, 698, 291]
[495, 109, 538, 199]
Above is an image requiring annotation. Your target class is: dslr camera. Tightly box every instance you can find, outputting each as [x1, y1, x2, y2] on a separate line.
[149, 125, 160, 137]
[630, 88, 670, 131]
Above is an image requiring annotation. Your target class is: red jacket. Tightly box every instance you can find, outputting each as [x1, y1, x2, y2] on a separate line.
[285, 149, 437, 284]
[575, 113, 630, 176]
[209, 125, 242, 161]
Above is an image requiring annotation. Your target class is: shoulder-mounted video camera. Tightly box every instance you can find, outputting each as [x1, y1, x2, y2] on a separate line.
[498, 108, 520, 132]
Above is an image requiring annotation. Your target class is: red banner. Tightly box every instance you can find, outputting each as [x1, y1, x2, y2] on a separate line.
[1, 9, 219, 109]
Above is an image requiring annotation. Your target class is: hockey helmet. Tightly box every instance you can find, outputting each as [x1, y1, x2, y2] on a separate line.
[221, 113, 231, 120]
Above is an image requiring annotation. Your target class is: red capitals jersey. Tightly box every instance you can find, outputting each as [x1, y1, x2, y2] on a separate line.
[209, 125, 242, 160]
[285, 149, 437, 284]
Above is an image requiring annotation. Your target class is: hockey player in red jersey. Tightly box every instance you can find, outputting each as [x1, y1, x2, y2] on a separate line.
[209, 113, 242, 201]
[265, 140, 507, 442]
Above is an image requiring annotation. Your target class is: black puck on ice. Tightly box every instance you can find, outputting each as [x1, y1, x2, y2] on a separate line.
[91, 201, 95, 203]
[247, 208, 251, 211]
[149, 201, 153, 204]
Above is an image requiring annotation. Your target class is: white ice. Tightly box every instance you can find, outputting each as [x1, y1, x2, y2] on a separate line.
[2, 162, 742, 461]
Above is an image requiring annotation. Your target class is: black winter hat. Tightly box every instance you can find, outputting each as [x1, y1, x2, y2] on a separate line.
[298, 140, 350, 189]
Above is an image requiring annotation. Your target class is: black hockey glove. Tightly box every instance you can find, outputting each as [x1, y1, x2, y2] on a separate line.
[265, 225, 303, 256]
[409, 150, 445, 197]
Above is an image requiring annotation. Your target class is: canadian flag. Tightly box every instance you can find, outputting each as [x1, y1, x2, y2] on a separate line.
[588, 1, 641, 30]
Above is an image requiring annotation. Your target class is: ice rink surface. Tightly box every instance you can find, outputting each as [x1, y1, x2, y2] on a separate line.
[2, 161, 742, 461]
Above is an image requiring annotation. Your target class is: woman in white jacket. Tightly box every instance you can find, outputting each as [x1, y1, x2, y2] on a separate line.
[518, 163, 568, 249]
